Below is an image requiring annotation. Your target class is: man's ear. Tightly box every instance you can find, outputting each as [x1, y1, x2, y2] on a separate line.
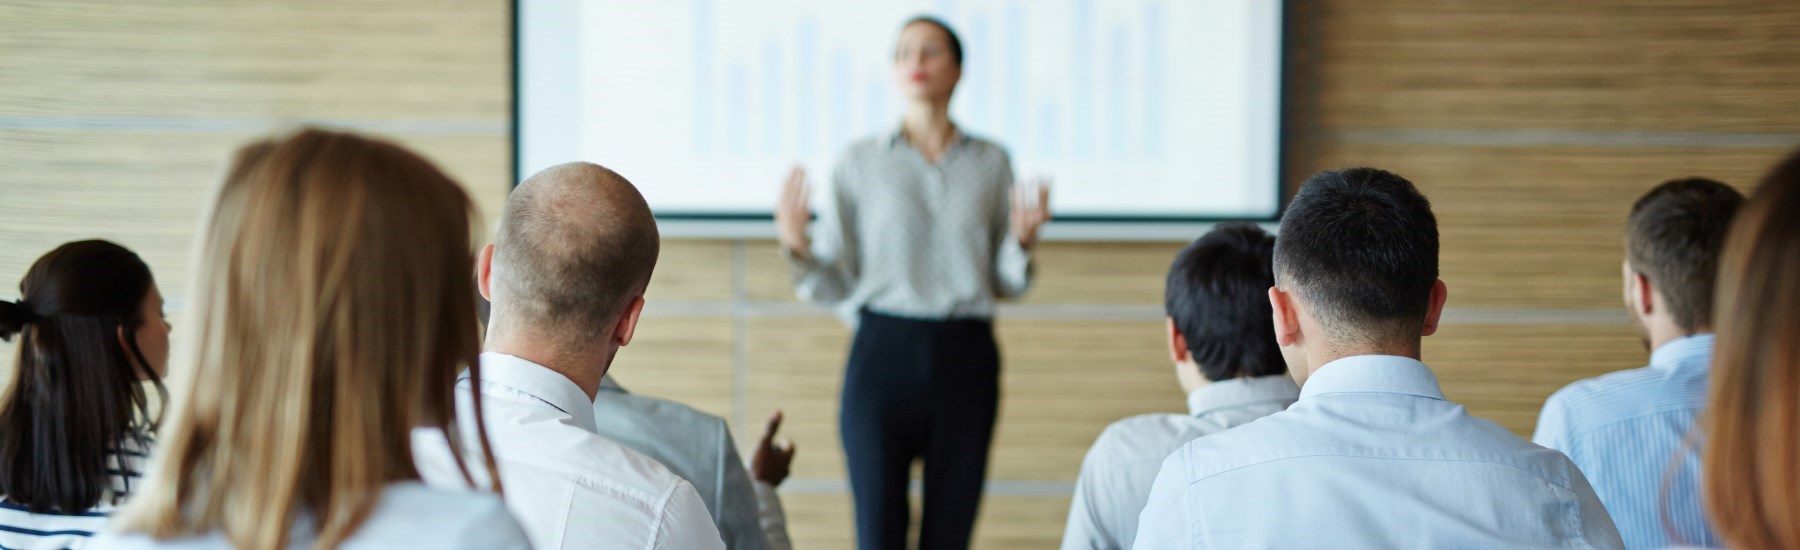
[1420, 278, 1449, 337]
[1631, 271, 1655, 317]
[613, 296, 647, 347]
[477, 244, 496, 301]
[1166, 317, 1190, 364]
[1270, 286, 1301, 347]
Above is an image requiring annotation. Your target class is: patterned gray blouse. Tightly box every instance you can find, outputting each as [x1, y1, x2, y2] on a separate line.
[785, 127, 1034, 323]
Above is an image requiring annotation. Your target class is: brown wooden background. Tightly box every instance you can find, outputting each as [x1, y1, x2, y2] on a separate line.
[2, 1, 1797, 547]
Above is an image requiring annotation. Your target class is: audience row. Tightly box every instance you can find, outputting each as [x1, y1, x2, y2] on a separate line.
[0, 127, 1794, 549]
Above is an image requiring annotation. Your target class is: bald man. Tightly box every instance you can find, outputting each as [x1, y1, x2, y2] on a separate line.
[414, 163, 724, 549]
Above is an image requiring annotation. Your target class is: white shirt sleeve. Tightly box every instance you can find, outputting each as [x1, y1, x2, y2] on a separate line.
[1566, 460, 1627, 549]
[1531, 388, 1573, 453]
[1130, 453, 1191, 550]
[653, 480, 728, 550]
[1062, 444, 1119, 550]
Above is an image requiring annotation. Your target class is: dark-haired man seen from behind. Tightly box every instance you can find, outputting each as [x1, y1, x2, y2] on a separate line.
[1132, 168, 1623, 549]
[1060, 222, 1298, 550]
[1534, 178, 1743, 549]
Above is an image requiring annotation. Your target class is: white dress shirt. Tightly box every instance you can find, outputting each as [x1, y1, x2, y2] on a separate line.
[1062, 375, 1298, 550]
[1133, 355, 1623, 549]
[413, 352, 724, 550]
[88, 482, 528, 549]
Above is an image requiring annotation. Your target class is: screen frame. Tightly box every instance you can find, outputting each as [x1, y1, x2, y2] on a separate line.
[509, 0, 1292, 240]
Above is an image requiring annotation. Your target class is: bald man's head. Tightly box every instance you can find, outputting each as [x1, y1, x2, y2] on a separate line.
[490, 162, 660, 346]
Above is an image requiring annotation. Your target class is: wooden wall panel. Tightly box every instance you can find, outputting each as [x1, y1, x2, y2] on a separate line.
[0, 0, 508, 121]
[1427, 323, 1647, 436]
[744, 241, 800, 303]
[1311, 0, 1800, 133]
[743, 316, 854, 480]
[991, 319, 1181, 482]
[971, 496, 1077, 549]
[777, 494, 856, 549]
[1017, 243, 1187, 305]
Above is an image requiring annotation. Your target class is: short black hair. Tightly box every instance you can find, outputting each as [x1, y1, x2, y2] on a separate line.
[1165, 222, 1285, 381]
[902, 15, 963, 66]
[1625, 177, 1744, 332]
[1273, 167, 1439, 343]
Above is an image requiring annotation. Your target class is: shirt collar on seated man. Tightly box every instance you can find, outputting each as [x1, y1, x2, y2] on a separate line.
[1648, 333, 1716, 372]
[1187, 374, 1300, 418]
[1296, 355, 1446, 402]
[466, 351, 600, 433]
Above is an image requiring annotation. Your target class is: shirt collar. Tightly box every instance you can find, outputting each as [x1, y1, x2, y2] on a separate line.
[887, 124, 970, 150]
[1649, 333, 1715, 373]
[469, 352, 598, 433]
[1299, 355, 1446, 401]
[1187, 374, 1301, 418]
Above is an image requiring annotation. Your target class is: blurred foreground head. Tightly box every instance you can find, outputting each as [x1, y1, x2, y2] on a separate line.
[1704, 149, 1800, 550]
[116, 127, 498, 548]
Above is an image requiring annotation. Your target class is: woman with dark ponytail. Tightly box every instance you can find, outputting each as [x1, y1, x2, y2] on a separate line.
[0, 239, 169, 549]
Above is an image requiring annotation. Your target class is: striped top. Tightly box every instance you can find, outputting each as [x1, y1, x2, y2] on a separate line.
[1533, 334, 1717, 549]
[0, 435, 150, 550]
[785, 126, 1033, 324]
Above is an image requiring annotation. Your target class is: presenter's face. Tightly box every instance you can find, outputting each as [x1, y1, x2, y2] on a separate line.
[894, 22, 961, 102]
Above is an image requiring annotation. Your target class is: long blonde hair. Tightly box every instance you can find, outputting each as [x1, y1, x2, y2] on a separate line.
[114, 128, 501, 548]
[1702, 149, 1800, 550]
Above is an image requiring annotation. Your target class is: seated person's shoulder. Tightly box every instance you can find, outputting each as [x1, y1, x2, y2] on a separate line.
[353, 483, 529, 548]
[1150, 410, 1306, 479]
[595, 389, 728, 436]
[1544, 365, 1694, 426]
[1087, 413, 1199, 462]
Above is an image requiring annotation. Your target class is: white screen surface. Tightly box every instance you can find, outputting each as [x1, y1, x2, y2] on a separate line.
[519, 0, 1283, 235]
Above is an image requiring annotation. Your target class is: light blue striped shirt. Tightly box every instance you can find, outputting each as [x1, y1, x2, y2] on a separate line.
[1134, 355, 1623, 549]
[1533, 334, 1717, 549]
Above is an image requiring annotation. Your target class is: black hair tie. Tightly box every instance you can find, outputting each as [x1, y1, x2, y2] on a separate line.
[11, 299, 35, 323]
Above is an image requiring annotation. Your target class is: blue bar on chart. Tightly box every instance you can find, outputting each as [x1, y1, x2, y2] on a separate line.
[691, 0, 713, 154]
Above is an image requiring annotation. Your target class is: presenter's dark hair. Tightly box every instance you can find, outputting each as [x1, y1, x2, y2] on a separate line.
[901, 15, 963, 66]
[1165, 222, 1285, 381]
[1274, 167, 1439, 342]
[1625, 177, 1743, 333]
[0, 239, 164, 514]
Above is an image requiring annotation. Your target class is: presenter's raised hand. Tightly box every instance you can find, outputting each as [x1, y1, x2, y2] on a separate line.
[776, 166, 812, 260]
[1011, 178, 1052, 249]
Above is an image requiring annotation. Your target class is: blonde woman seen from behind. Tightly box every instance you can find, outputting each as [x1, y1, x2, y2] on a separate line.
[1700, 149, 1800, 550]
[93, 128, 528, 550]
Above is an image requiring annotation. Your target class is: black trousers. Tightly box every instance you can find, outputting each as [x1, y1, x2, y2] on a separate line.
[840, 309, 1000, 550]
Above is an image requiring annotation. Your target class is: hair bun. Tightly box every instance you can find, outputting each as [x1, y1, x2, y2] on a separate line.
[0, 299, 34, 341]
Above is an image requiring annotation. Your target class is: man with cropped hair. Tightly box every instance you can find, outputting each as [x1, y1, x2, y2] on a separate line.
[1061, 222, 1299, 550]
[1535, 177, 1744, 549]
[1132, 168, 1622, 549]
